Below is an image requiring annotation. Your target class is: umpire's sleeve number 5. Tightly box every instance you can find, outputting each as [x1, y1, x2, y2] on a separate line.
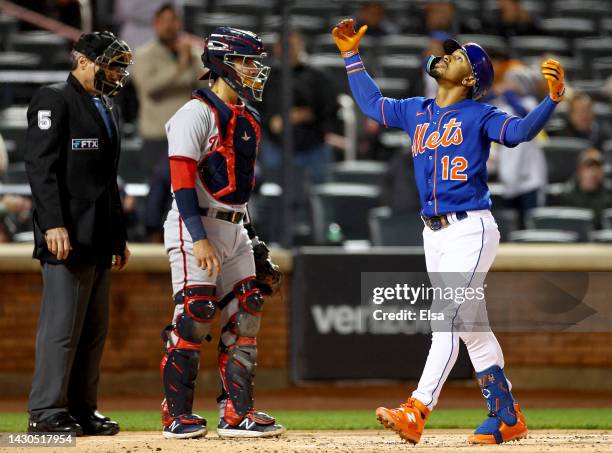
[441, 156, 468, 181]
[38, 110, 51, 130]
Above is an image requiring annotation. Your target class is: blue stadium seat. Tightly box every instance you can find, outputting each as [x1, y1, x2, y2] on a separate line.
[541, 137, 591, 184]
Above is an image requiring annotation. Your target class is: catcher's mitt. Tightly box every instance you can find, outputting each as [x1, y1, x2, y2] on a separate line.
[253, 241, 282, 295]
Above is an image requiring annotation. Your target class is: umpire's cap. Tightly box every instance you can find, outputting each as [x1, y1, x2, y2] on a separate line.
[443, 39, 494, 100]
[74, 31, 128, 65]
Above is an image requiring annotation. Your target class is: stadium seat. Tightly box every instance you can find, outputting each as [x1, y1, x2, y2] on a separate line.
[292, 1, 342, 20]
[458, 35, 508, 56]
[539, 18, 597, 39]
[541, 137, 591, 183]
[526, 206, 595, 241]
[212, 0, 274, 15]
[490, 208, 519, 242]
[571, 79, 608, 103]
[488, 182, 505, 210]
[328, 160, 388, 186]
[509, 229, 579, 243]
[368, 206, 424, 246]
[553, 0, 611, 22]
[589, 229, 612, 242]
[601, 17, 612, 36]
[192, 13, 258, 36]
[3, 162, 28, 184]
[0, 106, 28, 163]
[376, 78, 410, 99]
[379, 35, 429, 56]
[593, 56, 612, 79]
[545, 183, 566, 206]
[307, 54, 349, 93]
[378, 54, 422, 78]
[310, 183, 382, 244]
[262, 15, 327, 34]
[0, 51, 40, 70]
[575, 37, 612, 73]
[117, 138, 147, 183]
[9, 31, 70, 69]
[601, 208, 612, 229]
[0, 14, 18, 50]
[509, 36, 570, 57]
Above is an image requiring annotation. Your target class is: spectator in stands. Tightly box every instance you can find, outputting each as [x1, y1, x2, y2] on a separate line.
[553, 92, 611, 150]
[487, 64, 547, 229]
[421, 1, 477, 35]
[259, 31, 339, 184]
[0, 133, 32, 242]
[483, 0, 541, 38]
[114, 0, 170, 51]
[131, 3, 203, 241]
[355, 1, 400, 37]
[560, 148, 612, 229]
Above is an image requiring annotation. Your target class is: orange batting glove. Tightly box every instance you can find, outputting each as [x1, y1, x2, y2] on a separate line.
[541, 59, 565, 102]
[332, 18, 368, 58]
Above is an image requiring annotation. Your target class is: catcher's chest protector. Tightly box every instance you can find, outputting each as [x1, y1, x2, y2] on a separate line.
[192, 88, 260, 205]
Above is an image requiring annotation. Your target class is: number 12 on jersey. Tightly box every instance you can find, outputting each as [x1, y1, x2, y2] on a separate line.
[441, 156, 468, 181]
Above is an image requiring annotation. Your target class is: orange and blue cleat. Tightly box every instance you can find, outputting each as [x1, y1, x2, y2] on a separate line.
[468, 365, 528, 444]
[468, 402, 528, 444]
[375, 397, 430, 444]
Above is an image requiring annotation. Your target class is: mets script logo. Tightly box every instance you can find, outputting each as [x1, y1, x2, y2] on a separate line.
[412, 118, 463, 157]
[72, 138, 99, 150]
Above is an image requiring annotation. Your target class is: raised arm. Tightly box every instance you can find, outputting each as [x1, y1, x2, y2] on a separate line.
[332, 19, 411, 129]
[485, 59, 565, 146]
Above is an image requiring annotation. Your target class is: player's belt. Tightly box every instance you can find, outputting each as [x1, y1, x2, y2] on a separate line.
[422, 211, 468, 231]
[199, 208, 245, 224]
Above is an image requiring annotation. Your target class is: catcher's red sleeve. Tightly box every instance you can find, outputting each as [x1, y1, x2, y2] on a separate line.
[169, 156, 197, 191]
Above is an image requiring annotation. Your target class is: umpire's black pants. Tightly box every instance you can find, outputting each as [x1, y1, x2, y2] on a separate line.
[28, 262, 110, 421]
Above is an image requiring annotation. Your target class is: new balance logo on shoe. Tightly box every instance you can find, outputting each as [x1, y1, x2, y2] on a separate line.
[405, 412, 416, 423]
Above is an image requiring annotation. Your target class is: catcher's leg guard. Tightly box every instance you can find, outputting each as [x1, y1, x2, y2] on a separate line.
[217, 278, 262, 425]
[468, 365, 528, 444]
[160, 285, 216, 435]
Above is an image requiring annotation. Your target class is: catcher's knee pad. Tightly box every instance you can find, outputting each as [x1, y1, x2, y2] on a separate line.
[218, 278, 263, 424]
[174, 285, 217, 346]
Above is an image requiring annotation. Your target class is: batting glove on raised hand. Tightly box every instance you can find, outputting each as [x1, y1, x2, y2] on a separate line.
[541, 59, 565, 102]
[332, 18, 367, 58]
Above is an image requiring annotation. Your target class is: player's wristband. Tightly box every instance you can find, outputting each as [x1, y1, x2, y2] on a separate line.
[175, 188, 207, 241]
[343, 53, 365, 75]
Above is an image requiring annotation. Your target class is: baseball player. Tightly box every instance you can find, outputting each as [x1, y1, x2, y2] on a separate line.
[332, 19, 565, 445]
[159, 27, 284, 439]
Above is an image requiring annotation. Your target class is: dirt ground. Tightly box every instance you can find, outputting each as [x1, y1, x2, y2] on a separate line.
[2, 430, 612, 453]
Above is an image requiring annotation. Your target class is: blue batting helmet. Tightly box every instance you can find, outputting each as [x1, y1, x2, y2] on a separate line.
[425, 39, 494, 100]
[201, 27, 270, 102]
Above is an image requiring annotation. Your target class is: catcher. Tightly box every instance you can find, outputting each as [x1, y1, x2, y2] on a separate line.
[159, 26, 284, 439]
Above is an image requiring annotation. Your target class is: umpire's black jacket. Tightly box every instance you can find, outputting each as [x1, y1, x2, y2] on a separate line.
[25, 73, 126, 267]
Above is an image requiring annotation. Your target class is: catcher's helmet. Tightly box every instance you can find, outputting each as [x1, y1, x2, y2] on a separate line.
[74, 31, 133, 97]
[201, 27, 270, 102]
[425, 39, 494, 100]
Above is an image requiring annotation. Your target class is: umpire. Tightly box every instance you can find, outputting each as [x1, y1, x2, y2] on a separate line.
[25, 31, 132, 436]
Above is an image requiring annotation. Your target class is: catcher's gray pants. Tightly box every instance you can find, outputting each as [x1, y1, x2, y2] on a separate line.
[164, 207, 255, 348]
[28, 262, 110, 421]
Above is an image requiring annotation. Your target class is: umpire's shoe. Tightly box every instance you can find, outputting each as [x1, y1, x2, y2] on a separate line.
[217, 410, 286, 438]
[376, 397, 430, 444]
[74, 411, 120, 436]
[28, 412, 84, 436]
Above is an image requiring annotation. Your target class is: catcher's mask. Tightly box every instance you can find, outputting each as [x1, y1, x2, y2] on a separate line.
[75, 31, 133, 97]
[201, 27, 270, 102]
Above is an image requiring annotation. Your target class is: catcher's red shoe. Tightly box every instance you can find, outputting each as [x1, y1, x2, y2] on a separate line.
[467, 402, 528, 444]
[376, 397, 430, 444]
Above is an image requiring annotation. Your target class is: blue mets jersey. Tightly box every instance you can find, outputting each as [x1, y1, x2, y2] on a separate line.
[343, 53, 558, 217]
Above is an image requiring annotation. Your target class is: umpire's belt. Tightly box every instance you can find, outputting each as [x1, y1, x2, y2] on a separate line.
[199, 207, 245, 224]
[422, 211, 468, 231]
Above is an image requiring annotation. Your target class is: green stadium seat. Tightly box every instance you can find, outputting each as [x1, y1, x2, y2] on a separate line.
[526, 207, 595, 241]
[310, 183, 382, 244]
